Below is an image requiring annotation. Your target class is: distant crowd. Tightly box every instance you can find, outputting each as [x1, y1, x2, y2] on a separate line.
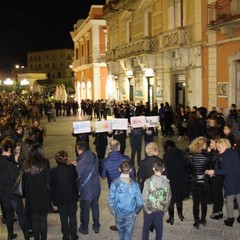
[1, 93, 240, 240]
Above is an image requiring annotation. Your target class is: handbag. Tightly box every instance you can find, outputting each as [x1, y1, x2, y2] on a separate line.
[12, 170, 24, 197]
[77, 162, 96, 197]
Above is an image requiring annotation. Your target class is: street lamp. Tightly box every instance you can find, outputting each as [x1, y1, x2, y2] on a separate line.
[4, 78, 14, 86]
[20, 79, 29, 86]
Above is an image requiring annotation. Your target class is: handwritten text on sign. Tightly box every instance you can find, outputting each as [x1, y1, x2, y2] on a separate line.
[145, 116, 159, 127]
[112, 118, 128, 130]
[73, 121, 91, 134]
[130, 116, 146, 128]
[95, 120, 112, 133]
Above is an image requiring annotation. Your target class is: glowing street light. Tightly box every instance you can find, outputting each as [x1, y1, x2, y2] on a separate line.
[4, 78, 14, 85]
[20, 79, 29, 86]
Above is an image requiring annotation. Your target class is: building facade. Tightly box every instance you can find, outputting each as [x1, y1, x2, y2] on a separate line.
[204, 0, 240, 109]
[27, 49, 73, 79]
[70, 5, 108, 101]
[104, 0, 203, 110]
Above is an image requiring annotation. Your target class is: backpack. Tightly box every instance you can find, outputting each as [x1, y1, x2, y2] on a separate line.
[147, 177, 170, 212]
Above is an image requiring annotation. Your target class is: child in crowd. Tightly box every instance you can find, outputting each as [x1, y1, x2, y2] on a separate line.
[108, 161, 143, 240]
[51, 150, 79, 240]
[142, 160, 171, 240]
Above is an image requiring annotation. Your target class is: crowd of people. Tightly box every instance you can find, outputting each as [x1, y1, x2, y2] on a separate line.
[1, 93, 240, 240]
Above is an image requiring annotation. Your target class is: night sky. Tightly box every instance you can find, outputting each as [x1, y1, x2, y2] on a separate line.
[0, 0, 105, 72]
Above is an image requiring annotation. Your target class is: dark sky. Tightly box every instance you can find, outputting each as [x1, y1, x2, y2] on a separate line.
[0, 0, 105, 72]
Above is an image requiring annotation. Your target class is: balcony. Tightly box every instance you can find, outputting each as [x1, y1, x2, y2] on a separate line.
[111, 37, 157, 60]
[159, 27, 190, 49]
[208, 0, 240, 30]
[72, 54, 106, 68]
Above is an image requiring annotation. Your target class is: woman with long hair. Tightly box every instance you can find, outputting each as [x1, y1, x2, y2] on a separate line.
[23, 143, 52, 240]
[186, 137, 210, 229]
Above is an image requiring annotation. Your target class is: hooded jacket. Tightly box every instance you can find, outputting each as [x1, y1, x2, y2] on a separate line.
[142, 175, 171, 214]
[108, 174, 143, 218]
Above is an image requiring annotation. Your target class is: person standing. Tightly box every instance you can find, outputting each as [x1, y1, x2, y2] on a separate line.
[186, 137, 210, 229]
[0, 144, 31, 240]
[206, 138, 240, 227]
[29, 119, 45, 146]
[129, 127, 143, 168]
[142, 160, 171, 240]
[163, 140, 186, 225]
[23, 143, 52, 240]
[108, 161, 143, 240]
[101, 139, 133, 231]
[76, 141, 101, 235]
[51, 150, 79, 240]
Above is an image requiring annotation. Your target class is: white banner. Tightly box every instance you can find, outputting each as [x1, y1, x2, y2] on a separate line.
[95, 120, 112, 133]
[130, 116, 146, 128]
[145, 116, 159, 127]
[73, 121, 91, 134]
[112, 118, 128, 130]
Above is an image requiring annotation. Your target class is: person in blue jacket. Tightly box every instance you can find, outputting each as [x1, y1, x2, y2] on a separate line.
[108, 161, 143, 240]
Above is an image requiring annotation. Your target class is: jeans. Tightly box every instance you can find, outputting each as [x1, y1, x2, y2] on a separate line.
[1, 196, 28, 235]
[142, 211, 164, 240]
[80, 198, 100, 232]
[58, 202, 78, 240]
[191, 183, 208, 222]
[115, 213, 136, 240]
[32, 213, 48, 240]
[130, 143, 142, 167]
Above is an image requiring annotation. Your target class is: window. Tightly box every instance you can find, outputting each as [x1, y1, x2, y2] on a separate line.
[145, 11, 152, 37]
[81, 44, 84, 57]
[126, 21, 132, 42]
[76, 48, 79, 60]
[58, 72, 61, 78]
[87, 40, 90, 63]
[52, 63, 55, 68]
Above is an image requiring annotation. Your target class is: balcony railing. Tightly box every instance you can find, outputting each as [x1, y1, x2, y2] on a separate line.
[208, 0, 240, 27]
[72, 53, 106, 67]
[159, 27, 190, 49]
[112, 37, 157, 60]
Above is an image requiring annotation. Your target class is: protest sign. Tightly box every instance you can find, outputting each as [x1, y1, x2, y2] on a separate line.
[73, 121, 91, 134]
[112, 118, 128, 130]
[145, 116, 159, 127]
[95, 120, 112, 133]
[130, 116, 146, 128]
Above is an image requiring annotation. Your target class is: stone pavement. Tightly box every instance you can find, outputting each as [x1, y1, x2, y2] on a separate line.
[1, 115, 240, 240]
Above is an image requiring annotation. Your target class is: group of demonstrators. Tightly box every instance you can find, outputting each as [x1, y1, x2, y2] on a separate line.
[1, 95, 240, 240]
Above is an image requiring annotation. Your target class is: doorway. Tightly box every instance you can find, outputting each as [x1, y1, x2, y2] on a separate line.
[173, 74, 186, 109]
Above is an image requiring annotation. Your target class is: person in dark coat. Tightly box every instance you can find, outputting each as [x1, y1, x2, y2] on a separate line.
[23, 143, 52, 240]
[76, 141, 101, 235]
[206, 138, 240, 227]
[129, 127, 143, 167]
[72, 129, 91, 156]
[51, 150, 79, 240]
[92, 130, 112, 166]
[137, 142, 164, 192]
[163, 140, 186, 225]
[187, 112, 201, 143]
[207, 135, 224, 220]
[0, 144, 31, 240]
[186, 137, 211, 229]
[112, 130, 127, 155]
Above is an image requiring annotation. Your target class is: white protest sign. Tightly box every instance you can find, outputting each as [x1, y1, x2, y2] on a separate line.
[145, 116, 159, 127]
[95, 120, 112, 133]
[73, 121, 91, 134]
[112, 118, 128, 130]
[130, 116, 146, 128]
